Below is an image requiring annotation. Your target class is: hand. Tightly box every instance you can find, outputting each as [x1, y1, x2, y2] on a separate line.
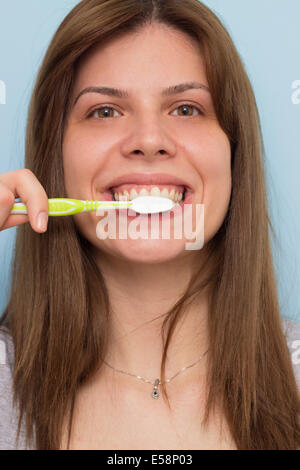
[0, 169, 49, 232]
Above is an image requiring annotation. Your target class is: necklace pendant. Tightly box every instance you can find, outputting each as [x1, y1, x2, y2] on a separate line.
[152, 378, 160, 399]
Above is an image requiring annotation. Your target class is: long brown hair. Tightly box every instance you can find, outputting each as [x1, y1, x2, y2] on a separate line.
[1, 0, 299, 450]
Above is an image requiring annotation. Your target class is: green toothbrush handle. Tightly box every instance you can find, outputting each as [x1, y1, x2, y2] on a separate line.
[10, 198, 97, 216]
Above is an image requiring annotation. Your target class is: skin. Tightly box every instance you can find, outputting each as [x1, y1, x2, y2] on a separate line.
[62, 23, 232, 447]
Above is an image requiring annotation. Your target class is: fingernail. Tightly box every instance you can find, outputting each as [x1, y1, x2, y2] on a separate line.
[37, 211, 48, 231]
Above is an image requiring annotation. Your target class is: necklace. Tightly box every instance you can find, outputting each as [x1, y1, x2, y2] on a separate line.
[103, 348, 209, 399]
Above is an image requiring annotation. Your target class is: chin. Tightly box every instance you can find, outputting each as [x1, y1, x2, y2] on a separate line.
[98, 237, 189, 264]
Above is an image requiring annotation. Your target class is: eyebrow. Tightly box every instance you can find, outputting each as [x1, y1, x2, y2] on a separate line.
[72, 81, 210, 108]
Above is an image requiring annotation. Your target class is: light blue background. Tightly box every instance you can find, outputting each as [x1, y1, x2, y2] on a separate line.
[0, 0, 299, 322]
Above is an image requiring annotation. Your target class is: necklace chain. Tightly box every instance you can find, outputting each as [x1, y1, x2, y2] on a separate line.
[103, 348, 209, 386]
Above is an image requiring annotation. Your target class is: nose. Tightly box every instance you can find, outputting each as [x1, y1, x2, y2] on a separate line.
[120, 114, 176, 162]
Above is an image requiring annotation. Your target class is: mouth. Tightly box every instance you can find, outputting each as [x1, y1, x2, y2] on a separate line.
[100, 173, 194, 207]
[107, 184, 189, 206]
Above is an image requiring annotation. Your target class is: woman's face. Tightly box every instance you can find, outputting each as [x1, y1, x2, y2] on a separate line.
[63, 24, 231, 263]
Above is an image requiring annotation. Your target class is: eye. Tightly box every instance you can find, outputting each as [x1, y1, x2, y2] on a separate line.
[86, 103, 203, 120]
[87, 106, 121, 119]
[171, 103, 203, 117]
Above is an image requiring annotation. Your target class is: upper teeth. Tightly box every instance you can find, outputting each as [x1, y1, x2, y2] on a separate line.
[113, 187, 184, 203]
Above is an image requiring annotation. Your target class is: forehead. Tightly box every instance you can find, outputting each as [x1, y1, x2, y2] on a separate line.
[73, 24, 207, 91]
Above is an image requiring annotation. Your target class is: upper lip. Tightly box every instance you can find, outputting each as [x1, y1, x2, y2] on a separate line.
[105, 173, 192, 191]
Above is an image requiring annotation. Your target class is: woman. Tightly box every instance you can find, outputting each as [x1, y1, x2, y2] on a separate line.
[0, 0, 299, 450]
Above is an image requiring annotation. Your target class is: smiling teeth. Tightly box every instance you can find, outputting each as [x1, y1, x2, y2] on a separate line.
[113, 187, 184, 203]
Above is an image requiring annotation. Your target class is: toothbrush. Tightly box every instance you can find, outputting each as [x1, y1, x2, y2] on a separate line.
[10, 196, 175, 216]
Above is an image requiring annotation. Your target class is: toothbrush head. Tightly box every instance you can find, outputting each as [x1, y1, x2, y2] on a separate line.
[130, 195, 175, 214]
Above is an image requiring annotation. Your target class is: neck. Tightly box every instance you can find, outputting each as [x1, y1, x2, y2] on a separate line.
[91, 248, 210, 384]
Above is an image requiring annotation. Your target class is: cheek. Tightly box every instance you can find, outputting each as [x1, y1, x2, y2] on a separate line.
[62, 126, 101, 193]
[63, 127, 82, 181]
[195, 131, 232, 239]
